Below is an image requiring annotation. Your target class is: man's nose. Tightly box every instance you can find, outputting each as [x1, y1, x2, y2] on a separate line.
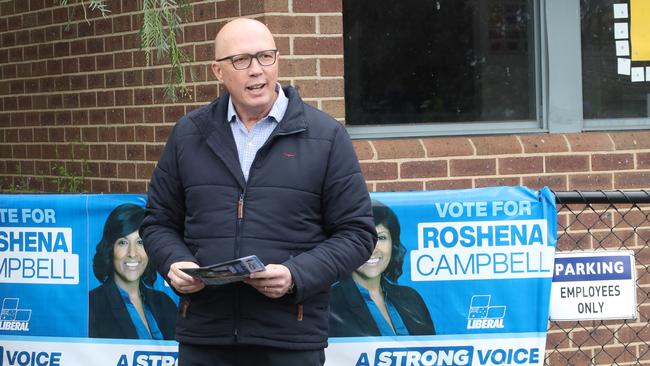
[247, 57, 263, 74]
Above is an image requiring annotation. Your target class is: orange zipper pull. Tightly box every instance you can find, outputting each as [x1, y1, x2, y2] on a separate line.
[297, 304, 303, 321]
[238, 195, 244, 220]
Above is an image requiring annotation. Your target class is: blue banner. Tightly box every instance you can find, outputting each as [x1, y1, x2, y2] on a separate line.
[0, 186, 557, 366]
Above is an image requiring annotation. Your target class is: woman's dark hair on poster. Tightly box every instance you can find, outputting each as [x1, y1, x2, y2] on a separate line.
[92, 203, 156, 286]
[372, 200, 407, 283]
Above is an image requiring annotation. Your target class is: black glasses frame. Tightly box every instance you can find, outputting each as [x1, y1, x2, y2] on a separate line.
[215, 49, 278, 70]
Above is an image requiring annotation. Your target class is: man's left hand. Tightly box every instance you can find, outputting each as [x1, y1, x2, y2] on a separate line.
[245, 264, 294, 298]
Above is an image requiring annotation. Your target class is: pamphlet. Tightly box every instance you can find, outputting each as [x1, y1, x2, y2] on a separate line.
[180, 255, 266, 285]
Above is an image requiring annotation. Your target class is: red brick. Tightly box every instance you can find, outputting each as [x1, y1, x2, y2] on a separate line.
[498, 156, 543, 174]
[321, 99, 344, 119]
[126, 145, 144, 160]
[401, 161, 446, 179]
[565, 132, 614, 152]
[294, 37, 342, 55]
[352, 140, 373, 160]
[82, 127, 98, 142]
[155, 125, 173, 142]
[98, 127, 116, 142]
[545, 155, 589, 173]
[127, 180, 147, 193]
[115, 89, 133, 106]
[240, 0, 287, 14]
[450, 158, 496, 177]
[360, 162, 398, 180]
[319, 15, 342, 34]
[193, 2, 216, 21]
[113, 15, 131, 33]
[591, 153, 634, 171]
[569, 173, 613, 190]
[136, 162, 155, 180]
[638, 152, 650, 169]
[125, 107, 144, 124]
[144, 107, 163, 124]
[107, 144, 126, 160]
[521, 175, 567, 191]
[135, 125, 154, 142]
[89, 109, 106, 125]
[164, 106, 184, 123]
[96, 54, 113, 71]
[421, 137, 473, 157]
[195, 84, 219, 103]
[471, 136, 522, 155]
[96, 91, 114, 107]
[372, 139, 425, 159]
[116, 126, 134, 142]
[376, 181, 423, 192]
[110, 180, 127, 193]
[295, 78, 343, 98]
[279, 58, 317, 77]
[146, 144, 163, 161]
[89, 145, 107, 160]
[122, 70, 142, 87]
[520, 134, 569, 153]
[107, 108, 125, 124]
[614, 172, 650, 189]
[294, 0, 341, 12]
[264, 15, 315, 34]
[217, 0, 240, 18]
[320, 58, 343, 76]
[117, 162, 135, 178]
[610, 131, 650, 150]
[37, 8, 52, 24]
[475, 177, 522, 188]
[114, 51, 132, 68]
[426, 179, 473, 191]
[184, 24, 206, 43]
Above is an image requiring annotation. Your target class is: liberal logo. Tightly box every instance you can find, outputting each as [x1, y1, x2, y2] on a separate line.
[0, 298, 31, 332]
[466, 294, 506, 329]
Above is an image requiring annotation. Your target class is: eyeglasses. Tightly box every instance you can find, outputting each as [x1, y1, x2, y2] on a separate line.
[215, 49, 278, 70]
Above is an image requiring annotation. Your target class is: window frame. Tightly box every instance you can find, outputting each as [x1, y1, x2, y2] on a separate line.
[344, 0, 650, 139]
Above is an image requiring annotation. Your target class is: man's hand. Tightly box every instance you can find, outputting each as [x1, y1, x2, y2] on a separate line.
[244, 264, 293, 298]
[167, 261, 205, 294]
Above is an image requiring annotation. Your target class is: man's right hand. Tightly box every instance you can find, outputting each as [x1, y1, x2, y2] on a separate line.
[168, 261, 205, 294]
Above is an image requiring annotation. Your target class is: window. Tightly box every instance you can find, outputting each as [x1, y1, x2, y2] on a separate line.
[343, 0, 538, 130]
[581, 0, 650, 120]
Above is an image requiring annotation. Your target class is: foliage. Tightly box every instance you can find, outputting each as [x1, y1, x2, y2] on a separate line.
[141, 0, 193, 102]
[56, 0, 193, 102]
[52, 162, 89, 193]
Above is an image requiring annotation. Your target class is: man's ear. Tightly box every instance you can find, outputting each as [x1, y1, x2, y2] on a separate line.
[211, 61, 223, 82]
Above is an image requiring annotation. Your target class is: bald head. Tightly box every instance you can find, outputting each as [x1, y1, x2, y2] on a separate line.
[214, 18, 276, 59]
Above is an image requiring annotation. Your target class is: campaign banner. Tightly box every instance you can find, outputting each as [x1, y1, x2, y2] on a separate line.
[0, 187, 557, 366]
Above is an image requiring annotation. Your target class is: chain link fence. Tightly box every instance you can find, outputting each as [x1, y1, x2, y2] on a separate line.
[546, 191, 650, 365]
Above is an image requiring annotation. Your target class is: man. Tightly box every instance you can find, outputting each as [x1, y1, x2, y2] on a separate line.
[140, 18, 376, 366]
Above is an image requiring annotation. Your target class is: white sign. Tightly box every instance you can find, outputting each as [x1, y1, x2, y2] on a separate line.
[549, 251, 636, 321]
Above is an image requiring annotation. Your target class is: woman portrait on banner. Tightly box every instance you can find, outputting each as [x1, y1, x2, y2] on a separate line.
[329, 200, 435, 337]
[89, 203, 176, 339]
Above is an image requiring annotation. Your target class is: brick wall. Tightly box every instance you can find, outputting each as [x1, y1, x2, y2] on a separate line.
[1, 0, 650, 196]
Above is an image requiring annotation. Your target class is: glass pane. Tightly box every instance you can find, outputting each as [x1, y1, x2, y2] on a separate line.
[343, 0, 537, 126]
[582, 0, 650, 119]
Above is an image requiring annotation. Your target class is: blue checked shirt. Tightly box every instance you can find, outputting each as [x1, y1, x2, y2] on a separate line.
[228, 84, 288, 181]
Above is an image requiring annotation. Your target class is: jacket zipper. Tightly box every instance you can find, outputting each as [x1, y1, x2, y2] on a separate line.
[233, 190, 245, 342]
[231, 127, 306, 341]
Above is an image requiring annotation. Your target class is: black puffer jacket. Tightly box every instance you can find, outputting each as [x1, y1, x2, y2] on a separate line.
[141, 86, 376, 350]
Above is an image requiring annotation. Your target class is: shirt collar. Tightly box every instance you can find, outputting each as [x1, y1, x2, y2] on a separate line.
[227, 83, 288, 124]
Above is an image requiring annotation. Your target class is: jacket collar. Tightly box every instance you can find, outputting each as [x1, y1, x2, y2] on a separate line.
[189, 86, 307, 189]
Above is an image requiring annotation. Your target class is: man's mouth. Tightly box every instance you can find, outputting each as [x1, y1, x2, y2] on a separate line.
[247, 83, 266, 91]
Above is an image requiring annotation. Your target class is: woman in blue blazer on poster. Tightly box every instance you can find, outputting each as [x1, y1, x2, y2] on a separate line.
[329, 200, 435, 337]
[89, 203, 176, 340]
